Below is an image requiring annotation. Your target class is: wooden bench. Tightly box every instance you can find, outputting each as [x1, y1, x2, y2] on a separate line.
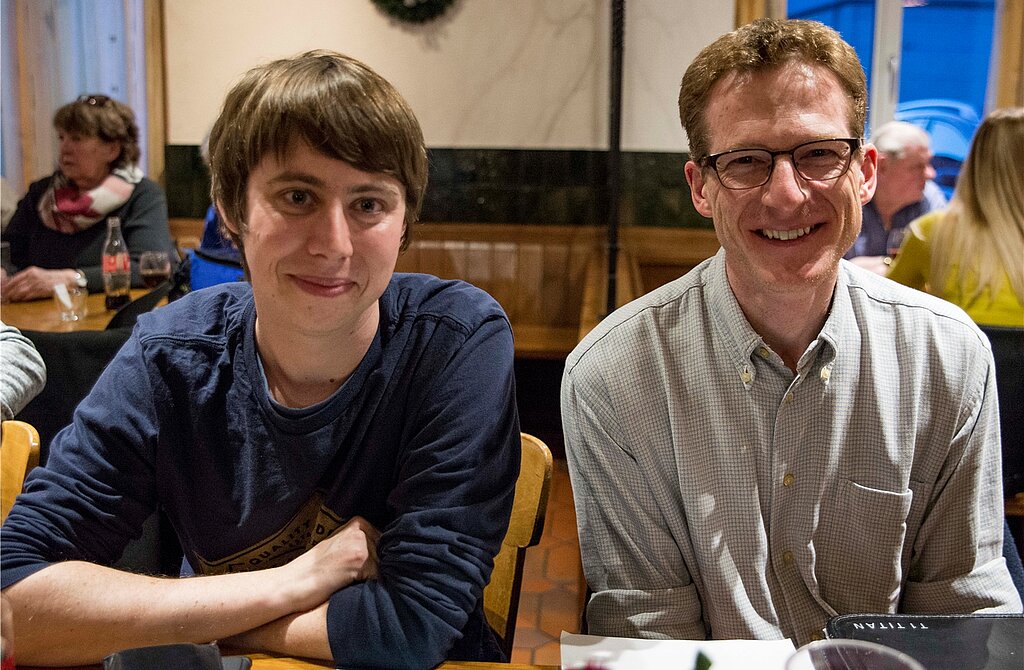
[398, 224, 603, 358]
[621, 226, 720, 294]
[169, 217, 204, 256]
[577, 227, 719, 341]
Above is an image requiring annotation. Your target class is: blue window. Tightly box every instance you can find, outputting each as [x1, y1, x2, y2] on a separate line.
[788, 0, 995, 196]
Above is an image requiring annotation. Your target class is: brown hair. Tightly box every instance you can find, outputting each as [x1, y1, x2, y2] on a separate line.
[53, 95, 141, 168]
[678, 18, 867, 162]
[207, 50, 428, 258]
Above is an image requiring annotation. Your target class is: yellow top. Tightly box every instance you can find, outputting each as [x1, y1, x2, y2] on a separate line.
[887, 210, 1024, 328]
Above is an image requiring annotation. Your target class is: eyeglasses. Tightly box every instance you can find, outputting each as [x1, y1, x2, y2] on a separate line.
[701, 138, 862, 190]
[76, 94, 111, 107]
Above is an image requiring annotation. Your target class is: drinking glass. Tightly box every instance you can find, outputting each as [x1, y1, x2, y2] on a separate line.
[139, 251, 172, 288]
[786, 639, 925, 670]
[52, 283, 87, 321]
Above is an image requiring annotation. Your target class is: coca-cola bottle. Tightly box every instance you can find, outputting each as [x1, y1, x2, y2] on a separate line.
[102, 217, 131, 311]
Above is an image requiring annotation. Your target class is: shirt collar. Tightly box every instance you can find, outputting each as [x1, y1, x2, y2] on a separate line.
[706, 249, 844, 386]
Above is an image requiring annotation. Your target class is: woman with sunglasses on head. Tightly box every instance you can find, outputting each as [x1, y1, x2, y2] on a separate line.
[1, 94, 173, 302]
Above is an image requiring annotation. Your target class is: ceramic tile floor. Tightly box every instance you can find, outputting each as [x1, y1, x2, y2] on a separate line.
[510, 458, 584, 665]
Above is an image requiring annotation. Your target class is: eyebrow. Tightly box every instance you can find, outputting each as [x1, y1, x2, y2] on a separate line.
[265, 171, 403, 197]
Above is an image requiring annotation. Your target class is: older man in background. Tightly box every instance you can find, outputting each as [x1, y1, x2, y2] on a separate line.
[846, 120, 946, 267]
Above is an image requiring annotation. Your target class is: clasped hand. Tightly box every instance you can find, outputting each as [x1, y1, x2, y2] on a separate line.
[280, 515, 381, 613]
[1, 266, 80, 302]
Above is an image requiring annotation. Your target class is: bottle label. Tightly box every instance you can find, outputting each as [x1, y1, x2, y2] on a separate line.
[103, 253, 130, 273]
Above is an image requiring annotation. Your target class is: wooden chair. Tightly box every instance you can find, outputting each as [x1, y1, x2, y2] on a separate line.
[1, 420, 40, 523]
[483, 432, 553, 658]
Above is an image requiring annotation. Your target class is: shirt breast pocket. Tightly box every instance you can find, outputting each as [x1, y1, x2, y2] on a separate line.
[817, 478, 913, 614]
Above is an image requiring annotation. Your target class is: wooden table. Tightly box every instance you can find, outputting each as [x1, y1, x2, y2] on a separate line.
[0, 290, 147, 332]
[20, 652, 557, 669]
[246, 654, 556, 669]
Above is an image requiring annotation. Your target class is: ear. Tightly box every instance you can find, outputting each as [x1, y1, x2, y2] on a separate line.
[104, 141, 122, 164]
[857, 143, 878, 205]
[684, 160, 714, 218]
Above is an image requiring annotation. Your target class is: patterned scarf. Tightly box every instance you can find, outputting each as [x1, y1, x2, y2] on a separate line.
[38, 164, 143, 233]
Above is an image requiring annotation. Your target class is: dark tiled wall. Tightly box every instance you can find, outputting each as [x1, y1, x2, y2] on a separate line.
[164, 145, 210, 218]
[164, 145, 710, 229]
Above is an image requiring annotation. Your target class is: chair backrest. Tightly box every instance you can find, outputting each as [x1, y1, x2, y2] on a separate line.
[483, 432, 553, 657]
[978, 326, 1024, 499]
[1002, 519, 1024, 602]
[1, 420, 40, 523]
[16, 328, 133, 461]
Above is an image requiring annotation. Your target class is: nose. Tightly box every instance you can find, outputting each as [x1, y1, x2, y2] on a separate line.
[760, 155, 809, 210]
[308, 202, 354, 259]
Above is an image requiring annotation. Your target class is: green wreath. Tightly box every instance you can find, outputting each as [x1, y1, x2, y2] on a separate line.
[371, 0, 456, 24]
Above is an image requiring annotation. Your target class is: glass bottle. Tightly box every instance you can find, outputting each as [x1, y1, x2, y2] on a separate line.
[102, 217, 132, 311]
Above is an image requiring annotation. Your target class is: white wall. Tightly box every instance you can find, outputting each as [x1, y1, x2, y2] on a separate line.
[163, 0, 731, 152]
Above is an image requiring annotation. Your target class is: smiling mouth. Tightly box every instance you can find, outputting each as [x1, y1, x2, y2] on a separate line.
[759, 224, 819, 241]
[290, 274, 358, 296]
[295, 275, 353, 287]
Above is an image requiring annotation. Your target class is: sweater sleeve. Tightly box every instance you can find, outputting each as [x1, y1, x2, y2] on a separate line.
[0, 321, 47, 420]
[3, 179, 46, 270]
[324, 314, 520, 669]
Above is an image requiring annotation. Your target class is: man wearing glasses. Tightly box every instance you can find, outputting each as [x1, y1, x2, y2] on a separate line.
[563, 18, 1021, 646]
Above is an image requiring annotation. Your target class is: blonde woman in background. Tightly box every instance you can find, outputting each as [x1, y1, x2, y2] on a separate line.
[888, 107, 1023, 327]
[888, 107, 1024, 501]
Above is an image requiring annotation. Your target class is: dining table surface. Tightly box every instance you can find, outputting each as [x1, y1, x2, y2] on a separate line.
[18, 652, 559, 670]
[0, 289, 149, 333]
[244, 655, 557, 670]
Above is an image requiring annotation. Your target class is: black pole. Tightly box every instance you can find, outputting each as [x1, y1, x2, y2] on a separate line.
[606, 0, 624, 317]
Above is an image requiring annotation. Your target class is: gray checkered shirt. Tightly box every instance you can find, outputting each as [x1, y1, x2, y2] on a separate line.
[563, 250, 1022, 645]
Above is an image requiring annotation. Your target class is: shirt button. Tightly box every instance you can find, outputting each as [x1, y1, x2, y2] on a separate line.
[820, 366, 832, 382]
[783, 550, 794, 564]
[809, 631, 823, 641]
[783, 473, 795, 487]
[785, 392, 794, 404]
[757, 347, 770, 359]
[741, 367, 752, 384]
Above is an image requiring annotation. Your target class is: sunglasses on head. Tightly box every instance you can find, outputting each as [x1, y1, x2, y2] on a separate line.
[77, 94, 111, 107]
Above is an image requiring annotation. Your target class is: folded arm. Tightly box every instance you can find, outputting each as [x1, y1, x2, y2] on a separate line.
[4, 515, 378, 665]
[318, 314, 520, 668]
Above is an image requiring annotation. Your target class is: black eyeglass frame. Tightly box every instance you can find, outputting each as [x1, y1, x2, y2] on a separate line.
[76, 94, 111, 107]
[701, 137, 863, 190]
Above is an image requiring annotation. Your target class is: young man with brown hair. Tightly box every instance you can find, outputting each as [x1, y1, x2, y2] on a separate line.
[1, 51, 520, 668]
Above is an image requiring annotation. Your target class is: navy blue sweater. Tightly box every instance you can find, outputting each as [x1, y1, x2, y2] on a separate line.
[0, 274, 520, 668]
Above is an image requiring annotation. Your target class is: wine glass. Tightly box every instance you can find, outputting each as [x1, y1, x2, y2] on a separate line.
[139, 251, 172, 288]
[786, 639, 925, 670]
[885, 227, 908, 260]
